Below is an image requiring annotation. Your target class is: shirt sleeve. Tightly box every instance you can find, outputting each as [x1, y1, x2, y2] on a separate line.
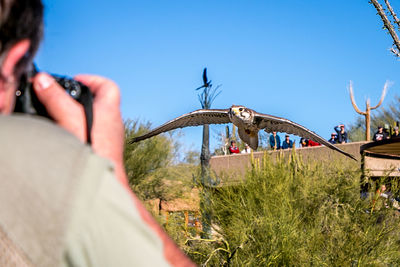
[63, 157, 171, 267]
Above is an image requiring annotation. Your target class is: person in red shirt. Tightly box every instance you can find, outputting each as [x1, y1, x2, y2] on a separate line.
[307, 139, 321, 146]
[229, 140, 240, 154]
[300, 138, 321, 147]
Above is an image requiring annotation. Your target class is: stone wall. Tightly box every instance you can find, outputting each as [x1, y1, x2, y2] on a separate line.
[210, 142, 368, 184]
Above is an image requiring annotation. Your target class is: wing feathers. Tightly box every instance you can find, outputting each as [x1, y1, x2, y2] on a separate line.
[257, 113, 357, 160]
[130, 109, 230, 143]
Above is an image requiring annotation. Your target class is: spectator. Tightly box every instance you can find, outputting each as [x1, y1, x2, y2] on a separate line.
[300, 138, 320, 147]
[384, 124, 390, 136]
[229, 140, 240, 154]
[241, 144, 251, 154]
[328, 133, 337, 144]
[300, 138, 307, 147]
[334, 124, 348, 144]
[307, 139, 321, 146]
[373, 126, 389, 141]
[392, 126, 400, 138]
[281, 134, 294, 149]
[269, 131, 281, 150]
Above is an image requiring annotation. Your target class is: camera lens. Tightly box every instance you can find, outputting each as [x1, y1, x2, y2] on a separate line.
[69, 82, 81, 99]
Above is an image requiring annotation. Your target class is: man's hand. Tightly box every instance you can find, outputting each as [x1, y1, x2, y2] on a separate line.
[33, 73, 127, 184]
[74, 74, 126, 185]
[32, 73, 87, 142]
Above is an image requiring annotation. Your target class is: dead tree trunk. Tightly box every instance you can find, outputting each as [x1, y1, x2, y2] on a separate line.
[200, 124, 210, 184]
[349, 81, 388, 141]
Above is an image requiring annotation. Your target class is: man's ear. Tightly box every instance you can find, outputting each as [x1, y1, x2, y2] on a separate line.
[1, 39, 30, 78]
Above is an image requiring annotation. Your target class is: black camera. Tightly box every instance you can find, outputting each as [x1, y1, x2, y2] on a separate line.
[13, 64, 94, 143]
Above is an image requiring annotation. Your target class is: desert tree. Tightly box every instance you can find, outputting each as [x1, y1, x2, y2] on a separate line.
[370, 0, 400, 56]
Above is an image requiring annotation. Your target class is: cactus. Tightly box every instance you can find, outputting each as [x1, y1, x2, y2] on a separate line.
[349, 81, 388, 141]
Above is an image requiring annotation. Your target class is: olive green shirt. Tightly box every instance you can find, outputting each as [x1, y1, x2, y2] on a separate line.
[0, 115, 170, 267]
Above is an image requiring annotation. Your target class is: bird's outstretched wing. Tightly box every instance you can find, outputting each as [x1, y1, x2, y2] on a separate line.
[202, 68, 208, 85]
[129, 109, 231, 143]
[254, 112, 357, 160]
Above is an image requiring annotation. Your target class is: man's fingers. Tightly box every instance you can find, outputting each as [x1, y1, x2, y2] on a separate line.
[74, 74, 120, 106]
[33, 73, 86, 142]
[75, 74, 124, 174]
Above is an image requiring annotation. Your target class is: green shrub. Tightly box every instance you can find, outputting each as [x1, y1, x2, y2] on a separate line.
[175, 153, 400, 266]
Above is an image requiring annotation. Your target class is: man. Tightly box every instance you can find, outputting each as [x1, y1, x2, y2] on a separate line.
[373, 126, 389, 141]
[307, 139, 321, 147]
[281, 134, 293, 149]
[241, 143, 251, 153]
[269, 131, 281, 150]
[300, 138, 307, 147]
[229, 140, 240, 154]
[300, 138, 319, 148]
[0, 1, 193, 266]
[392, 126, 400, 138]
[328, 133, 337, 144]
[334, 124, 348, 144]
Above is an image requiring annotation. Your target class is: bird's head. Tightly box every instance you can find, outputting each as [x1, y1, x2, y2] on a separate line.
[229, 105, 254, 125]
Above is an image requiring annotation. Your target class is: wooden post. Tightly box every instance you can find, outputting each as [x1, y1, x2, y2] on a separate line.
[184, 211, 189, 231]
[194, 211, 201, 235]
[165, 211, 169, 227]
[349, 81, 388, 141]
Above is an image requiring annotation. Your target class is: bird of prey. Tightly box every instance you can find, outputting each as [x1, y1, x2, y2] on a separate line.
[195, 68, 211, 90]
[130, 105, 357, 160]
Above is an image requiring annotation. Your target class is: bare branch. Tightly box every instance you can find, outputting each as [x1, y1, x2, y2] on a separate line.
[390, 47, 400, 56]
[349, 81, 367, 115]
[371, 81, 389, 110]
[371, 0, 400, 56]
[385, 0, 400, 28]
[202, 247, 230, 266]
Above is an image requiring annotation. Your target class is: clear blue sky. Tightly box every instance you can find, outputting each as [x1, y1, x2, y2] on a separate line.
[36, 0, 399, 153]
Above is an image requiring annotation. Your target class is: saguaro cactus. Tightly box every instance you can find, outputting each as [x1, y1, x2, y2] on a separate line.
[349, 81, 388, 141]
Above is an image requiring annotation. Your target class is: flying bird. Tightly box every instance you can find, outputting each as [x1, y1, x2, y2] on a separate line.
[195, 68, 211, 90]
[130, 105, 357, 160]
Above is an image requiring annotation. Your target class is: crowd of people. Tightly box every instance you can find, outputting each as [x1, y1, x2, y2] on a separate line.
[228, 123, 400, 154]
[372, 125, 399, 141]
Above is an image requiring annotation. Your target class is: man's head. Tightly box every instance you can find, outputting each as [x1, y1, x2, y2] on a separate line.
[285, 134, 289, 140]
[300, 138, 306, 147]
[272, 131, 277, 136]
[378, 126, 383, 133]
[230, 140, 236, 146]
[0, 0, 43, 113]
[331, 133, 337, 139]
[395, 126, 399, 132]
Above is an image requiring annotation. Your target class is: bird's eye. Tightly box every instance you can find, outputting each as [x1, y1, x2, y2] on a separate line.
[239, 108, 243, 112]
